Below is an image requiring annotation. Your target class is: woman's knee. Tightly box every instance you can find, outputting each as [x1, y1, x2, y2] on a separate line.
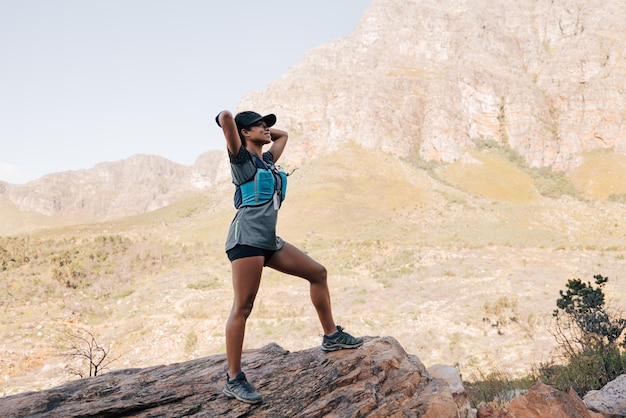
[232, 298, 255, 319]
[309, 264, 328, 284]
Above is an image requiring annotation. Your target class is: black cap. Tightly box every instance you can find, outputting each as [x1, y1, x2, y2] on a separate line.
[235, 111, 277, 131]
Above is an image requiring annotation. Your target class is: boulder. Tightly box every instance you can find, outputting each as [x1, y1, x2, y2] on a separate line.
[506, 382, 604, 418]
[477, 381, 604, 418]
[583, 374, 626, 417]
[0, 336, 464, 417]
[427, 364, 474, 417]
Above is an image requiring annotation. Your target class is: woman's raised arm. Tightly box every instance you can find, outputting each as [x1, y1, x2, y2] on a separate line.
[267, 127, 288, 162]
[215, 110, 241, 155]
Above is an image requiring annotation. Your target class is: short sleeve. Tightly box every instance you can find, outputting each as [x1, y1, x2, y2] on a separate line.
[262, 151, 275, 165]
[229, 145, 251, 165]
[229, 147, 257, 186]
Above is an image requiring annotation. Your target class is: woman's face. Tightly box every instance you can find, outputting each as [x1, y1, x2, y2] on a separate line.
[243, 122, 271, 144]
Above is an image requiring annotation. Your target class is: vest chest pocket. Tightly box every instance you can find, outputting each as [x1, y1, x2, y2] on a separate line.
[239, 169, 275, 206]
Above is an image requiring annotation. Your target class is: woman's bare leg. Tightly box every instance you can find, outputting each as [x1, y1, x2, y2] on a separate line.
[266, 242, 336, 335]
[225, 256, 264, 377]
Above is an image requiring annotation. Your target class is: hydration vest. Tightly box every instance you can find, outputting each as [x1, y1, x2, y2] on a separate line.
[233, 154, 288, 209]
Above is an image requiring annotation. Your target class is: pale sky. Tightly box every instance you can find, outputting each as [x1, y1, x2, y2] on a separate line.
[0, 0, 371, 184]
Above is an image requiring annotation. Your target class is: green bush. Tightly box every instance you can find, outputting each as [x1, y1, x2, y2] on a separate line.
[536, 274, 626, 395]
[465, 274, 626, 406]
[553, 275, 626, 351]
[537, 346, 626, 395]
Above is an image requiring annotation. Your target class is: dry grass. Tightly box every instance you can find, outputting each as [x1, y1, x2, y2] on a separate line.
[570, 150, 626, 199]
[1, 144, 626, 396]
[0, 199, 97, 236]
[437, 150, 541, 203]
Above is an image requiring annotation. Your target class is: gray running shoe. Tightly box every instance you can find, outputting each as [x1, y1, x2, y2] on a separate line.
[223, 371, 263, 404]
[321, 325, 364, 352]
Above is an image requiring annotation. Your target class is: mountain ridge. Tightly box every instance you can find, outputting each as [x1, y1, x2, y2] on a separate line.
[3, 0, 626, 234]
[0, 151, 230, 234]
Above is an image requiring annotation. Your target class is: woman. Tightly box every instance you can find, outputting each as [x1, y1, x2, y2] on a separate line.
[215, 110, 363, 404]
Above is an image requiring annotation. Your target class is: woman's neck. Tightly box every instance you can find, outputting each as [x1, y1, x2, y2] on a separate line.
[245, 143, 264, 158]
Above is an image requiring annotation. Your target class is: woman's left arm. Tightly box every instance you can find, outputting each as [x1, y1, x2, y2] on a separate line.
[268, 128, 288, 162]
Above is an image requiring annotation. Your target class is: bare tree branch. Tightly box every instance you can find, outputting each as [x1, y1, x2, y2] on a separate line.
[60, 328, 118, 378]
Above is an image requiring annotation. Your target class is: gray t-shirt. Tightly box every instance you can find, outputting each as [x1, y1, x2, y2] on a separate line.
[225, 147, 285, 252]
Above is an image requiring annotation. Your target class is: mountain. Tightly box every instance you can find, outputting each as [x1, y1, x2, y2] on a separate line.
[241, 0, 626, 177]
[0, 151, 230, 234]
[2, 0, 626, 235]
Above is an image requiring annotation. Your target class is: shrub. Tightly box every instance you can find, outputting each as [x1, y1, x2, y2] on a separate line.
[464, 369, 535, 409]
[553, 275, 626, 352]
[466, 274, 626, 406]
[536, 274, 626, 395]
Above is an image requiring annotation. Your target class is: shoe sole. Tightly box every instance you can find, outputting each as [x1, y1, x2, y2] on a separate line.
[223, 387, 263, 404]
[321, 341, 364, 352]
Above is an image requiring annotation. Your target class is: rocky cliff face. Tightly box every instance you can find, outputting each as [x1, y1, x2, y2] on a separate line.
[241, 0, 626, 171]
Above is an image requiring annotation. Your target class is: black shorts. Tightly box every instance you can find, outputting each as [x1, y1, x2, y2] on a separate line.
[227, 244, 278, 265]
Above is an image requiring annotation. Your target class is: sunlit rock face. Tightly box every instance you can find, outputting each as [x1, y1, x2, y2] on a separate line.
[242, 0, 626, 171]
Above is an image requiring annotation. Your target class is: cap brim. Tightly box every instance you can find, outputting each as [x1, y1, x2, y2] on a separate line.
[261, 114, 277, 127]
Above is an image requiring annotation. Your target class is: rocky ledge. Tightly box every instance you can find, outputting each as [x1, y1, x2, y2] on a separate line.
[0, 336, 623, 417]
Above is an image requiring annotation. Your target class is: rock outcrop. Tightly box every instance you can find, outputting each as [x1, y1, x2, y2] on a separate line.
[3, 335, 626, 417]
[0, 337, 470, 418]
[477, 381, 604, 418]
[243, 0, 626, 172]
[583, 374, 626, 417]
[428, 364, 474, 418]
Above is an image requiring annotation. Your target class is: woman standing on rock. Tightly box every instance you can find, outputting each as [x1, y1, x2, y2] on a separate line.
[215, 110, 363, 404]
